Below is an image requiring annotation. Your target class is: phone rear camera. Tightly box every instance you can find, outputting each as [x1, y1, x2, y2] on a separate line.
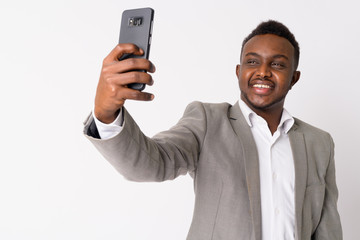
[128, 17, 143, 27]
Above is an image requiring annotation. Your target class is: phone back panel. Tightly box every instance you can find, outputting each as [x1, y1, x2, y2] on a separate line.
[119, 8, 154, 59]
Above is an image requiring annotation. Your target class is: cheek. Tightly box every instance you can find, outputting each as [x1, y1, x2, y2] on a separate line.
[274, 72, 293, 89]
[238, 75, 248, 90]
[238, 69, 253, 86]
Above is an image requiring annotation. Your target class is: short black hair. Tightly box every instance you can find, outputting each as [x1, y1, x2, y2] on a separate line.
[241, 20, 300, 69]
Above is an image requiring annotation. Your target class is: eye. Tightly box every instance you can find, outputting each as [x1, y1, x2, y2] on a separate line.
[271, 62, 286, 68]
[246, 59, 258, 65]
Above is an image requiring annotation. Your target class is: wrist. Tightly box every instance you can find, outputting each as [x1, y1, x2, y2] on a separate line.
[94, 107, 120, 124]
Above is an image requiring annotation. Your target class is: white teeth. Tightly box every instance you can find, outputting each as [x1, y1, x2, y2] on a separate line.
[253, 84, 271, 89]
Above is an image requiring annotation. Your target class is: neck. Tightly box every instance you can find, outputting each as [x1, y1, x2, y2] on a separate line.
[241, 98, 284, 135]
[256, 108, 283, 135]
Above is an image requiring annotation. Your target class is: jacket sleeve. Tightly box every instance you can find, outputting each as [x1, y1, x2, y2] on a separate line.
[313, 135, 343, 239]
[83, 101, 207, 182]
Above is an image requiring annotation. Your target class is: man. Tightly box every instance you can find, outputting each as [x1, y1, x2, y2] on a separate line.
[84, 20, 342, 239]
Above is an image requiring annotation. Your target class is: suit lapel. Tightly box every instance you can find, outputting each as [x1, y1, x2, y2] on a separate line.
[229, 102, 262, 240]
[288, 123, 308, 240]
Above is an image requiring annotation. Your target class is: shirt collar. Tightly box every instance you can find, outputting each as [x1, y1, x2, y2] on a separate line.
[238, 99, 295, 134]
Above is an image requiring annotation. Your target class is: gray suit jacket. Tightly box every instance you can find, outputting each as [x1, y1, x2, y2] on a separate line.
[84, 101, 342, 240]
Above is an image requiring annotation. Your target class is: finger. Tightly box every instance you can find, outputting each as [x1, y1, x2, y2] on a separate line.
[104, 43, 144, 63]
[106, 58, 156, 74]
[108, 72, 154, 86]
[119, 88, 154, 101]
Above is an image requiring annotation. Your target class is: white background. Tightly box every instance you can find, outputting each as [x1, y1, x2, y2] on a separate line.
[1, 0, 359, 239]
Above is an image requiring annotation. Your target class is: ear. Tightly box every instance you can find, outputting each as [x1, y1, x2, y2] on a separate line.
[236, 64, 241, 80]
[290, 71, 301, 89]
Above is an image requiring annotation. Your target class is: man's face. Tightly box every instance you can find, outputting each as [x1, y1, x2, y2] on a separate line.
[236, 34, 300, 113]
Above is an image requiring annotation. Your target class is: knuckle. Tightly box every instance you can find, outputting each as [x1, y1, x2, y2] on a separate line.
[130, 90, 142, 99]
[104, 76, 114, 85]
[127, 58, 136, 66]
[130, 91, 140, 98]
[102, 65, 111, 74]
[130, 71, 140, 82]
[115, 44, 123, 52]
[108, 85, 118, 96]
[127, 43, 137, 50]
[142, 73, 150, 84]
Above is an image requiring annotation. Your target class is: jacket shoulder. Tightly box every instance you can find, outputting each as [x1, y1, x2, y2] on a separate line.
[293, 117, 333, 142]
[186, 101, 232, 116]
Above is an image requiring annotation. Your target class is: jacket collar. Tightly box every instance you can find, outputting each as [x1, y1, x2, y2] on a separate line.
[229, 101, 262, 240]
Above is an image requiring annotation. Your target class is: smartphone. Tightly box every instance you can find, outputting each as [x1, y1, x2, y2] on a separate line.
[118, 7, 154, 91]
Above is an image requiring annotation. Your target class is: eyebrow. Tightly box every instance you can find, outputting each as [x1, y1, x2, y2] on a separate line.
[245, 52, 289, 60]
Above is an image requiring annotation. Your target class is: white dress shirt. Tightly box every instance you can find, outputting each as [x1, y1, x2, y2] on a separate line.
[238, 100, 295, 240]
[92, 108, 123, 139]
[94, 101, 296, 239]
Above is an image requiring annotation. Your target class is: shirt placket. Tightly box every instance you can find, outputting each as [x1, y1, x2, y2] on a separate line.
[270, 131, 281, 240]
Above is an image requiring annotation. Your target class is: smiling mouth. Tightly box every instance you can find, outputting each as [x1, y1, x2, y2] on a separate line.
[252, 84, 273, 89]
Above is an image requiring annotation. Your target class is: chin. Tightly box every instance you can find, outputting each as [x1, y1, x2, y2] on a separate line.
[242, 94, 281, 112]
[249, 101, 272, 110]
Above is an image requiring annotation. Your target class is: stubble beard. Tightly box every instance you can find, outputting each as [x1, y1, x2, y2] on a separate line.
[241, 91, 288, 112]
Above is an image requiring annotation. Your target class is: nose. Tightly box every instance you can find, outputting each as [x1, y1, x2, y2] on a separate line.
[256, 63, 272, 78]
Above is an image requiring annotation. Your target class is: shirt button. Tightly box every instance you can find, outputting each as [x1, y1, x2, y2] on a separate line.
[275, 208, 280, 215]
[273, 172, 277, 180]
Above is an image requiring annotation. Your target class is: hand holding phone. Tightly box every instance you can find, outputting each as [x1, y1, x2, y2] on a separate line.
[94, 8, 155, 124]
[118, 8, 154, 91]
[94, 43, 155, 123]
